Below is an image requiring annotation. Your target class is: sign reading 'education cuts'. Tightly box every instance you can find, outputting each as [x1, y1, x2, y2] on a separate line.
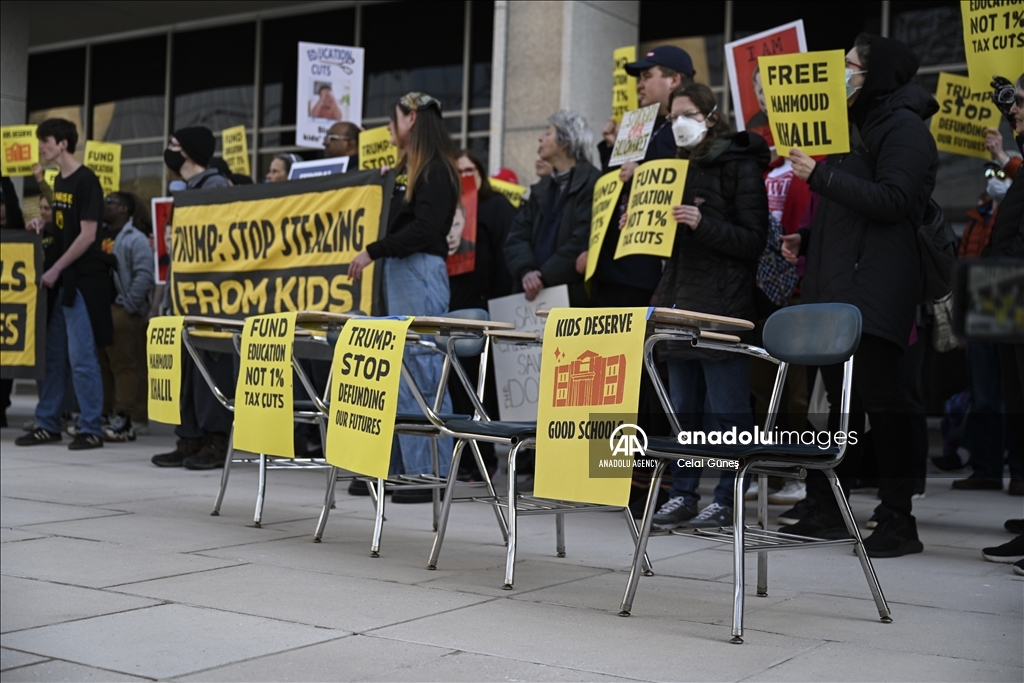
[326, 316, 414, 479]
[584, 170, 624, 283]
[960, 0, 1024, 93]
[533, 307, 651, 507]
[0, 231, 45, 379]
[759, 50, 850, 157]
[614, 159, 688, 260]
[234, 313, 297, 458]
[930, 71, 1000, 159]
[146, 316, 184, 425]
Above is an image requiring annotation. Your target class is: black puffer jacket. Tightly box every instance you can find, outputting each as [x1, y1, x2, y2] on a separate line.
[982, 134, 1024, 259]
[801, 37, 939, 352]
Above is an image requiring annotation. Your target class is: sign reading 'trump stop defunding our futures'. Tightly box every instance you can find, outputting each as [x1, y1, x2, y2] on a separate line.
[759, 49, 850, 157]
[930, 71, 1000, 159]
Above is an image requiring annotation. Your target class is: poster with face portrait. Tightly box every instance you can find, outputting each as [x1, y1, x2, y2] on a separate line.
[296, 42, 365, 149]
[725, 20, 806, 147]
[446, 175, 478, 277]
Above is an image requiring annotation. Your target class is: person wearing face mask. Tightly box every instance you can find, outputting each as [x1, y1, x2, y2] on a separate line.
[649, 83, 770, 531]
[777, 35, 940, 558]
[163, 127, 231, 191]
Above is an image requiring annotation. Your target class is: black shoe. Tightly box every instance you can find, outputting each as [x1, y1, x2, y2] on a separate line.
[1005, 519, 1024, 535]
[778, 507, 850, 539]
[152, 438, 202, 467]
[930, 454, 967, 472]
[866, 503, 895, 530]
[1014, 559, 1024, 576]
[103, 413, 136, 442]
[951, 475, 1002, 490]
[348, 479, 371, 496]
[982, 534, 1024, 563]
[183, 433, 228, 470]
[863, 512, 923, 558]
[391, 487, 434, 504]
[651, 496, 699, 529]
[69, 434, 104, 450]
[777, 496, 815, 525]
[15, 427, 62, 446]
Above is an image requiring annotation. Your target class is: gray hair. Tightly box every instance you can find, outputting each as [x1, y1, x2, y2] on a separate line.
[548, 110, 594, 164]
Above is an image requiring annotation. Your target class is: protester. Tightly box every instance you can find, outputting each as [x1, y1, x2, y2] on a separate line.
[266, 153, 299, 182]
[323, 121, 361, 163]
[346, 92, 460, 503]
[98, 192, 154, 442]
[0, 175, 27, 427]
[505, 111, 600, 306]
[534, 157, 552, 180]
[779, 35, 940, 558]
[647, 84, 769, 530]
[16, 119, 111, 450]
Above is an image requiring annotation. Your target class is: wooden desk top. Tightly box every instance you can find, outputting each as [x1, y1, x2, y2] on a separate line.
[535, 307, 752, 332]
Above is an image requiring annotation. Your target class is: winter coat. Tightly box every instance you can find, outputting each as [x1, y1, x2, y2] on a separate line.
[367, 159, 459, 261]
[659, 132, 771, 358]
[982, 138, 1024, 260]
[112, 220, 155, 316]
[504, 160, 601, 306]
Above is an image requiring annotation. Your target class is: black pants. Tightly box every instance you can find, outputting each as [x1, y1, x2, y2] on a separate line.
[175, 351, 235, 440]
[808, 334, 915, 516]
[998, 344, 1024, 476]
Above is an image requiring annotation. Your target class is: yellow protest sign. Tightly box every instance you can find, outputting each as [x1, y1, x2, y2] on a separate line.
[234, 313, 297, 458]
[0, 234, 42, 376]
[43, 168, 58, 191]
[585, 171, 623, 282]
[1, 125, 38, 177]
[961, 0, 1024, 93]
[614, 159, 688, 260]
[612, 46, 639, 124]
[533, 307, 651, 506]
[930, 72, 1000, 159]
[325, 316, 414, 478]
[221, 125, 251, 177]
[84, 140, 121, 195]
[609, 104, 659, 167]
[490, 177, 527, 208]
[358, 126, 398, 170]
[759, 50, 850, 157]
[146, 316, 184, 425]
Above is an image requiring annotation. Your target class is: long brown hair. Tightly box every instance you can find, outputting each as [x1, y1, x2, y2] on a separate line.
[457, 149, 494, 200]
[391, 99, 459, 202]
[668, 83, 732, 159]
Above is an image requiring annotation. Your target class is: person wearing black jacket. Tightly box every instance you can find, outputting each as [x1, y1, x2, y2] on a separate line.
[504, 110, 600, 306]
[649, 84, 770, 531]
[348, 92, 461, 500]
[780, 35, 940, 557]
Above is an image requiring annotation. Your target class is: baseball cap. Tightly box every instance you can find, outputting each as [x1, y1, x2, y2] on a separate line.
[625, 46, 695, 78]
[492, 167, 519, 184]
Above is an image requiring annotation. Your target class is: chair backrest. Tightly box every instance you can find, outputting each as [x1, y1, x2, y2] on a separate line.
[762, 303, 862, 366]
[435, 308, 489, 357]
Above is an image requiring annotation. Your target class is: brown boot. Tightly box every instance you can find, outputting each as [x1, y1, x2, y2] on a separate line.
[152, 438, 202, 467]
[183, 432, 229, 470]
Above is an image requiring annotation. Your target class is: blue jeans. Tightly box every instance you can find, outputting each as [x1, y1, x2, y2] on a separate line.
[36, 288, 104, 437]
[384, 253, 454, 476]
[666, 356, 754, 507]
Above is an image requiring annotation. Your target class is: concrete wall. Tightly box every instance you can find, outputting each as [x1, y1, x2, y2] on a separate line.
[1, 1, 30, 199]
[490, 1, 639, 186]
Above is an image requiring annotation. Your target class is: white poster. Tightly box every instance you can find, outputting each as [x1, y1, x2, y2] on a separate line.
[296, 42, 364, 149]
[487, 285, 570, 421]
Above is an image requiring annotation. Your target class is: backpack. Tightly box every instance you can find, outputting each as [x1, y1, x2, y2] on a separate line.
[916, 198, 956, 303]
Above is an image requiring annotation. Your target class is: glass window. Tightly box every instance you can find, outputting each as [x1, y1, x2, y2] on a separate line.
[732, 1, 882, 53]
[470, 1, 494, 109]
[90, 35, 166, 142]
[891, 1, 964, 66]
[172, 23, 256, 131]
[118, 163, 165, 218]
[467, 136, 489, 170]
[27, 47, 87, 135]
[639, 1, 726, 85]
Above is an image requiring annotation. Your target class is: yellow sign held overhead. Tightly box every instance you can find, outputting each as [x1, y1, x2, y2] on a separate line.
[585, 171, 623, 282]
[489, 177, 527, 209]
[759, 49, 850, 157]
[84, 140, 121, 195]
[533, 307, 651, 507]
[614, 159, 688, 260]
[612, 46, 639, 124]
[960, 0, 1024, 93]
[325, 316, 414, 479]
[358, 126, 398, 170]
[1, 125, 38, 177]
[234, 313, 297, 458]
[930, 71, 999, 159]
[221, 125, 251, 177]
[146, 316, 184, 425]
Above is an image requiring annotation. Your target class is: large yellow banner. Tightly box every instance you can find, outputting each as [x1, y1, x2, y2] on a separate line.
[490, 178, 527, 209]
[612, 46, 639, 124]
[325, 316, 414, 478]
[614, 159, 688, 260]
[85, 140, 121, 195]
[0, 236, 41, 376]
[222, 125, 251, 177]
[759, 50, 850, 157]
[1, 125, 38, 177]
[146, 316, 184, 425]
[961, 0, 1024, 93]
[585, 170, 623, 282]
[358, 126, 398, 170]
[930, 72, 1000, 159]
[234, 313, 297, 458]
[533, 307, 651, 507]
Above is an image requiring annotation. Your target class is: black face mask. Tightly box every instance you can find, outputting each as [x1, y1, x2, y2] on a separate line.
[164, 148, 186, 173]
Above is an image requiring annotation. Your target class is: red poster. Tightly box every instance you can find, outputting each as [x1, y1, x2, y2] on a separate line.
[151, 197, 173, 284]
[446, 175, 478, 277]
[725, 20, 807, 146]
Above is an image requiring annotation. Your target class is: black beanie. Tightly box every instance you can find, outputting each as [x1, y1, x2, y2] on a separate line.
[173, 126, 215, 167]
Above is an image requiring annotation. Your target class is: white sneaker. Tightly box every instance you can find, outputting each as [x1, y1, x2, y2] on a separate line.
[744, 479, 760, 501]
[768, 480, 806, 505]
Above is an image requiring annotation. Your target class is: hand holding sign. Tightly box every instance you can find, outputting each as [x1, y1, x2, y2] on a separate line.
[789, 148, 817, 181]
[672, 204, 702, 231]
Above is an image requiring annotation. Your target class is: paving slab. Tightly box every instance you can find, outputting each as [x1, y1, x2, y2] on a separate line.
[0, 576, 160, 633]
[0, 659, 149, 682]
[0, 648, 47, 672]
[0, 498, 125, 528]
[0, 529, 45, 544]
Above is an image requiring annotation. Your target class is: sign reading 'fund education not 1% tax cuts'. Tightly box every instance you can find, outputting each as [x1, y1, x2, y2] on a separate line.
[146, 316, 184, 425]
[614, 159, 689, 260]
[930, 71, 1001, 159]
[758, 49, 850, 157]
[234, 313, 297, 458]
[584, 170, 624, 283]
[960, 0, 1024, 93]
[611, 46, 639, 124]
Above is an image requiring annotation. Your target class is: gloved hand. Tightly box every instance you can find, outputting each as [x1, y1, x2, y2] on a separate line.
[990, 76, 1016, 126]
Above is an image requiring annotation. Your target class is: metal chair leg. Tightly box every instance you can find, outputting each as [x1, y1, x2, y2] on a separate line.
[370, 477, 386, 557]
[756, 473, 768, 597]
[430, 437, 441, 532]
[428, 439, 467, 569]
[731, 467, 748, 644]
[470, 438, 509, 542]
[621, 508, 654, 575]
[620, 461, 665, 615]
[828, 468, 892, 621]
[503, 441, 522, 590]
[254, 453, 267, 528]
[314, 465, 339, 542]
[211, 425, 235, 516]
[555, 513, 566, 557]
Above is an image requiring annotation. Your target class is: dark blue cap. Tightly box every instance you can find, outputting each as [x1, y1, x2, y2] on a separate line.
[625, 45, 695, 78]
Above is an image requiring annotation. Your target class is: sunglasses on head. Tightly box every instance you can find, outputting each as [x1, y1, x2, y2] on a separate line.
[399, 92, 442, 113]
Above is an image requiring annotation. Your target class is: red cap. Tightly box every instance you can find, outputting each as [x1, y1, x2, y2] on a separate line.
[492, 167, 518, 184]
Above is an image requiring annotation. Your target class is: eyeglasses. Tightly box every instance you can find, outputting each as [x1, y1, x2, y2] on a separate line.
[459, 168, 477, 177]
[984, 168, 1007, 179]
[846, 61, 865, 71]
[104, 197, 125, 205]
[324, 134, 351, 143]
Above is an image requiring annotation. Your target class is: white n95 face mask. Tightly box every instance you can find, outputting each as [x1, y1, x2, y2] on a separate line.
[986, 176, 1011, 203]
[672, 115, 708, 149]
